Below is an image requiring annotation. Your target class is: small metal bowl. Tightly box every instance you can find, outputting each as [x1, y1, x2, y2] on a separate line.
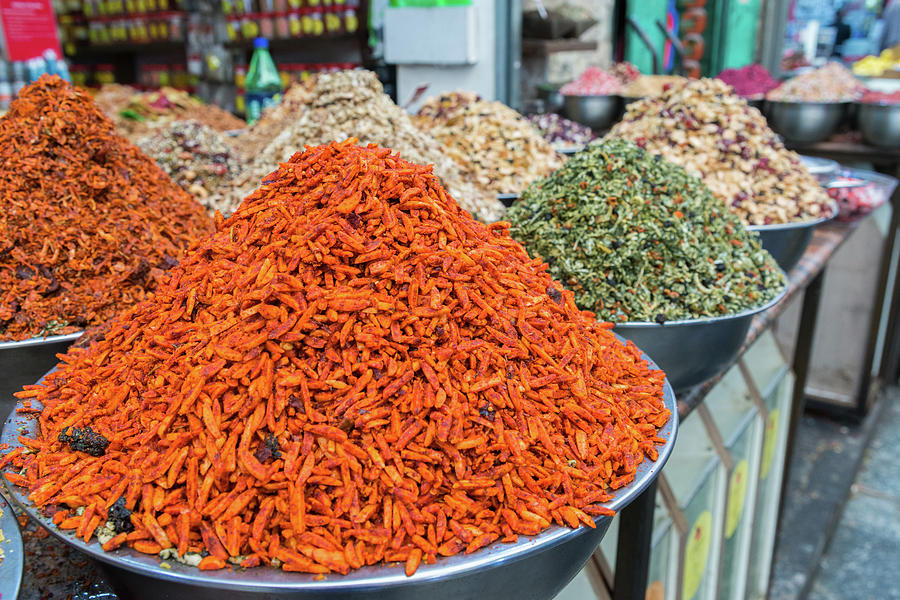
[497, 193, 518, 207]
[764, 100, 849, 144]
[743, 95, 765, 112]
[1, 346, 677, 600]
[562, 94, 623, 132]
[746, 201, 838, 272]
[0, 493, 24, 600]
[614, 283, 788, 393]
[537, 85, 565, 114]
[799, 155, 840, 180]
[0, 332, 82, 424]
[857, 102, 900, 148]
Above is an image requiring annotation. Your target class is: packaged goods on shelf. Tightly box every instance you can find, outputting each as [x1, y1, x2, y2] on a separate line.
[3, 139, 670, 576]
[415, 94, 562, 198]
[232, 70, 503, 221]
[609, 78, 832, 225]
[0, 76, 214, 342]
[507, 139, 784, 323]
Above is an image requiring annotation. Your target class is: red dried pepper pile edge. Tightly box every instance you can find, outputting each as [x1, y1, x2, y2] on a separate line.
[0, 75, 214, 341]
[2, 140, 670, 576]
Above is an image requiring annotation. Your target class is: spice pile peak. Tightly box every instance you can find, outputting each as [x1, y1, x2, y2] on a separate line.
[0, 75, 214, 341]
[5, 140, 669, 577]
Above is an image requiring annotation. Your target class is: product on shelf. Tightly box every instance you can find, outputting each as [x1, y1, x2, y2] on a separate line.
[766, 62, 863, 102]
[94, 85, 246, 141]
[715, 64, 779, 98]
[0, 76, 214, 342]
[859, 89, 900, 104]
[232, 70, 503, 221]
[526, 113, 594, 149]
[559, 66, 622, 95]
[415, 94, 563, 197]
[621, 74, 686, 98]
[508, 139, 784, 323]
[136, 120, 245, 213]
[609, 78, 832, 225]
[3, 140, 670, 576]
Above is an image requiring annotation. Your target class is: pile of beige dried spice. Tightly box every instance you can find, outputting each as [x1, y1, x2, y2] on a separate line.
[608, 78, 832, 225]
[415, 95, 562, 196]
[227, 70, 503, 222]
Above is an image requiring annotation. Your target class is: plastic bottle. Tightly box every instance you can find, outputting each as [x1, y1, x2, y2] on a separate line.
[244, 37, 282, 124]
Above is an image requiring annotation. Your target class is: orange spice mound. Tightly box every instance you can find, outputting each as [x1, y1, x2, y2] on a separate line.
[3, 140, 669, 576]
[0, 75, 215, 341]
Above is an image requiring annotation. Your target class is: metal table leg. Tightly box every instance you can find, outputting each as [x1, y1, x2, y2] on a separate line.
[769, 270, 825, 587]
[612, 479, 658, 600]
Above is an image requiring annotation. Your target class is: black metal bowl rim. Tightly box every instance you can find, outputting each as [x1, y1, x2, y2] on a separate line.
[612, 274, 788, 329]
[855, 100, 900, 108]
[0, 331, 83, 350]
[0, 340, 678, 593]
[745, 199, 840, 231]
[764, 99, 853, 106]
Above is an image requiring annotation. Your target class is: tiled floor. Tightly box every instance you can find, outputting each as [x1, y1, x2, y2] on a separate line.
[808, 394, 900, 600]
[770, 391, 900, 600]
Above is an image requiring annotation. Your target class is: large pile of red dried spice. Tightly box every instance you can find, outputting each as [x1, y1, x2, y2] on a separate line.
[2, 140, 669, 576]
[0, 75, 214, 342]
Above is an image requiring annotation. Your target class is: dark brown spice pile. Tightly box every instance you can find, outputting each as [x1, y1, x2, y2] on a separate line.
[0, 75, 215, 341]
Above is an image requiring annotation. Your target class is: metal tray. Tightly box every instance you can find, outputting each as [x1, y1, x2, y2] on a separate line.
[0, 492, 24, 600]
[614, 282, 788, 393]
[0, 332, 82, 424]
[746, 201, 839, 272]
[1, 342, 677, 600]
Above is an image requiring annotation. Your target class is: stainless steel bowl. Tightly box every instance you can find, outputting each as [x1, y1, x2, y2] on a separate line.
[1, 349, 677, 600]
[857, 102, 900, 148]
[614, 284, 788, 393]
[746, 201, 838, 272]
[537, 85, 565, 114]
[0, 332, 82, 424]
[764, 100, 849, 144]
[0, 493, 24, 600]
[562, 94, 623, 132]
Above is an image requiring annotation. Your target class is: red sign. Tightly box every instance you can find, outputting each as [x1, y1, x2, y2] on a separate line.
[0, 0, 61, 62]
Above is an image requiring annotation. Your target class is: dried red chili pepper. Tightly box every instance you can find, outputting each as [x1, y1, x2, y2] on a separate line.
[0, 75, 214, 341]
[4, 140, 669, 576]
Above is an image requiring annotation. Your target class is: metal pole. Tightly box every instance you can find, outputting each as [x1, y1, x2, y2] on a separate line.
[612, 479, 658, 600]
[770, 270, 825, 588]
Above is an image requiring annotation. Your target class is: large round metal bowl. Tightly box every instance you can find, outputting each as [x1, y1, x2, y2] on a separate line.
[1, 345, 677, 600]
[857, 102, 900, 148]
[0, 332, 82, 424]
[614, 283, 787, 393]
[0, 492, 24, 600]
[764, 100, 849, 144]
[562, 94, 623, 131]
[746, 201, 838, 272]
